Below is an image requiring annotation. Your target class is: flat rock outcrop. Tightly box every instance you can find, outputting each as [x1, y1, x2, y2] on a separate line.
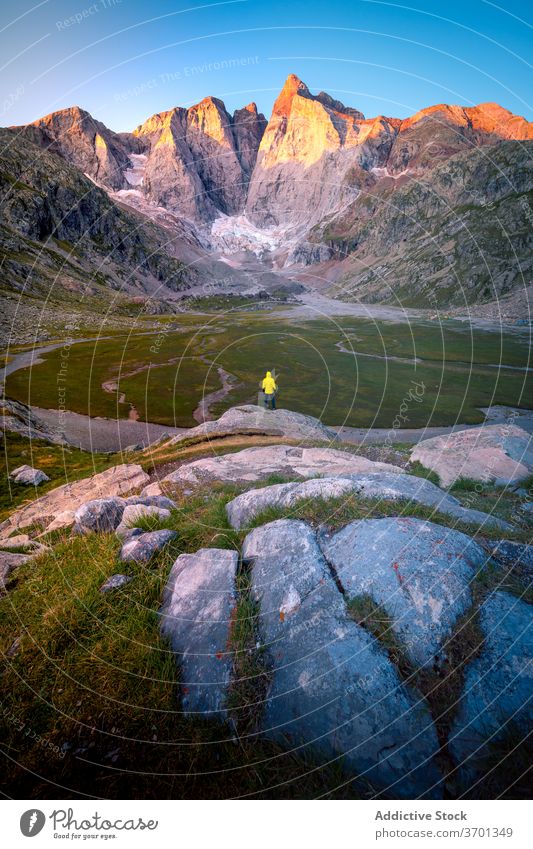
[226, 472, 510, 530]
[410, 424, 533, 487]
[160, 444, 403, 490]
[0, 464, 149, 539]
[242, 519, 443, 798]
[449, 592, 533, 790]
[321, 517, 486, 668]
[169, 405, 339, 444]
[160, 548, 239, 718]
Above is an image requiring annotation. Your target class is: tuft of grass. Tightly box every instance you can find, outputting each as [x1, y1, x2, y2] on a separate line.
[450, 476, 489, 492]
[0, 432, 116, 521]
[407, 460, 441, 487]
[244, 492, 532, 543]
[474, 558, 533, 605]
[347, 595, 410, 676]
[225, 567, 270, 732]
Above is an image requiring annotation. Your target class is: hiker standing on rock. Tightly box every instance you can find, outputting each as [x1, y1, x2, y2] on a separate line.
[261, 370, 277, 410]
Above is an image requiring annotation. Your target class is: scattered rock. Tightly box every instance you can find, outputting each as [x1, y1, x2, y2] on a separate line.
[449, 592, 533, 789]
[9, 464, 50, 486]
[321, 517, 486, 668]
[115, 504, 171, 537]
[226, 472, 510, 530]
[74, 497, 126, 534]
[242, 519, 443, 798]
[118, 527, 145, 543]
[120, 530, 177, 563]
[0, 534, 31, 549]
[0, 551, 31, 586]
[169, 405, 339, 444]
[0, 464, 150, 539]
[162, 444, 403, 489]
[100, 574, 133, 592]
[411, 424, 533, 487]
[160, 548, 238, 718]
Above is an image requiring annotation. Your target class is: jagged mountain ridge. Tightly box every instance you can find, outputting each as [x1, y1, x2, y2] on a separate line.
[5, 74, 533, 309]
[12, 74, 532, 231]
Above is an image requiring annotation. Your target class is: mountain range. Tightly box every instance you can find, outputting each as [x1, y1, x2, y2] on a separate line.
[1, 73, 532, 314]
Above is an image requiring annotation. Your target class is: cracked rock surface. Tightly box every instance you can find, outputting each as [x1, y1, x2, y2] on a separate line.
[161, 444, 403, 489]
[242, 519, 443, 798]
[320, 517, 486, 668]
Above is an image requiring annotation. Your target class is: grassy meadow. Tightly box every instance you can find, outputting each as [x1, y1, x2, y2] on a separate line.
[5, 312, 532, 429]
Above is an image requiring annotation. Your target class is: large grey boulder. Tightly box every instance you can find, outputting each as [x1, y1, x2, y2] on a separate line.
[74, 497, 126, 534]
[9, 464, 50, 486]
[226, 472, 510, 531]
[0, 464, 150, 539]
[115, 504, 171, 537]
[411, 423, 533, 487]
[170, 405, 338, 444]
[321, 517, 486, 669]
[449, 592, 533, 789]
[120, 530, 177, 563]
[160, 548, 239, 719]
[242, 519, 443, 798]
[161, 444, 404, 489]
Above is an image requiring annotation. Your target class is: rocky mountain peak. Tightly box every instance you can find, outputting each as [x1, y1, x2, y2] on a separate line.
[273, 73, 311, 115]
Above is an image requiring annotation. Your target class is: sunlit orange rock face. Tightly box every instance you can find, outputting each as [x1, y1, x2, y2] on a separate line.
[245, 75, 533, 228]
[133, 97, 266, 221]
[17, 106, 131, 190]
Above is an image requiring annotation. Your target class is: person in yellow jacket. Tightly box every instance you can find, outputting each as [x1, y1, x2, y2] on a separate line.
[261, 370, 277, 410]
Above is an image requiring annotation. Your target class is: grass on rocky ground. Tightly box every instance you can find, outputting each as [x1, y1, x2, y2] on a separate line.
[0, 484, 372, 800]
[242, 492, 533, 544]
[2, 430, 531, 798]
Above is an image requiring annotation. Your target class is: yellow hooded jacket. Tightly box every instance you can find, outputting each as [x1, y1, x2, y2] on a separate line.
[262, 371, 277, 395]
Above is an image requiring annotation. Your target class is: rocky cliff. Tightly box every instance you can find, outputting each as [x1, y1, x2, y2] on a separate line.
[322, 140, 533, 306]
[245, 74, 533, 232]
[5, 74, 533, 309]
[0, 127, 191, 300]
[132, 98, 266, 221]
[18, 106, 133, 190]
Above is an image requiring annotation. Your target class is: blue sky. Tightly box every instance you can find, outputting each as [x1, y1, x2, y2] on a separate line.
[0, 0, 531, 131]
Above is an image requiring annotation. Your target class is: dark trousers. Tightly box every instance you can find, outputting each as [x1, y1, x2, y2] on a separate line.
[264, 393, 276, 410]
